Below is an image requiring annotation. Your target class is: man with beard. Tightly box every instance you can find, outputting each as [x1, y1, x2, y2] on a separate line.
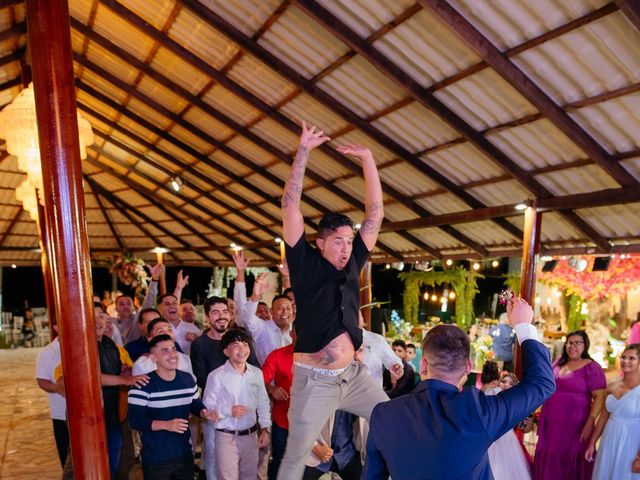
[190, 297, 259, 479]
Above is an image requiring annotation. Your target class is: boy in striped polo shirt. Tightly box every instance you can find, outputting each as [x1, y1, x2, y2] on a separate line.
[128, 334, 217, 480]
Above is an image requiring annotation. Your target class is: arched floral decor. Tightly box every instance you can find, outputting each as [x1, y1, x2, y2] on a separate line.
[399, 268, 482, 329]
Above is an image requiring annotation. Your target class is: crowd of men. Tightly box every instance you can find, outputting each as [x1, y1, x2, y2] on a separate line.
[35, 121, 555, 480]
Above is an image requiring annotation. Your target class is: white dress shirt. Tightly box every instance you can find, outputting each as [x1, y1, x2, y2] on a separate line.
[202, 361, 271, 431]
[173, 320, 202, 355]
[234, 282, 292, 365]
[132, 352, 195, 380]
[361, 329, 403, 386]
[35, 337, 66, 420]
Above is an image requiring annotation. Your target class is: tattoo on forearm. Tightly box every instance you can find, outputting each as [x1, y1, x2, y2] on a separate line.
[282, 146, 308, 208]
[362, 200, 383, 234]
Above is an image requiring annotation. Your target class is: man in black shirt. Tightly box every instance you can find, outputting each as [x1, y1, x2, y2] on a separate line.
[277, 121, 389, 479]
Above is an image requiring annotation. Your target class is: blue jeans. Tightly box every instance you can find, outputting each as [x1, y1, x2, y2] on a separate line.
[106, 424, 123, 479]
[268, 423, 289, 480]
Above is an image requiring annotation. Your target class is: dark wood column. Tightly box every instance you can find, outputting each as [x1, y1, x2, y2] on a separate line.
[26, 0, 110, 478]
[359, 261, 373, 329]
[35, 199, 58, 339]
[516, 203, 542, 377]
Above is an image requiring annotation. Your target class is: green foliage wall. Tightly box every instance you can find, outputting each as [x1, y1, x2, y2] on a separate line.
[399, 269, 481, 329]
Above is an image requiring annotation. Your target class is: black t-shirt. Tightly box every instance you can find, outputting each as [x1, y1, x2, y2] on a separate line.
[286, 231, 370, 353]
[98, 336, 122, 426]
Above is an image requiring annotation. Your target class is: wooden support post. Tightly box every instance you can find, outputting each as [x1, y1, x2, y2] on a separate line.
[359, 261, 373, 330]
[36, 199, 58, 339]
[516, 203, 542, 377]
[25, 0, 110, 478]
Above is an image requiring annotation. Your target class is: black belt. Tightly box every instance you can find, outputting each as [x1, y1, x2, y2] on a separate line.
[216, 425, 258, 436]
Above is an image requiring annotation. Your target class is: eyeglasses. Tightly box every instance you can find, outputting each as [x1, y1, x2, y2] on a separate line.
[566, 341, 584, 346]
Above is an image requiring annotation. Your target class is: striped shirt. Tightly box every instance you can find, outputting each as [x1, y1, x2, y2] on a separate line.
[128, 370, 204, 466]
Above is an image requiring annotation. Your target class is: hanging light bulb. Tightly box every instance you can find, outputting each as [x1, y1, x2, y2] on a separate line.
[473, 262, 480, 271]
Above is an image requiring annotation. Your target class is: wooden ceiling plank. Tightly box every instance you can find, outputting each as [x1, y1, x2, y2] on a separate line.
[0, 21, 25, 42]
[85, 176, 221, 264]
[420, 0, 637, 189]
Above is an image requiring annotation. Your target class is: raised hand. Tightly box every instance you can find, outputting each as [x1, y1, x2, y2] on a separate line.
[233, 250, 251, 271]
[299, 121, 330, 150]
[336, 144, 373, 162]
[146, 263, 165, 281]
[252, 272, 270, 300]
[176, 269, 189, 290]
[507, 297, 533, 326]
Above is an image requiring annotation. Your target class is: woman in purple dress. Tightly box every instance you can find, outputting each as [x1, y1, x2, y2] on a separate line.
[533, 330, 606, 479]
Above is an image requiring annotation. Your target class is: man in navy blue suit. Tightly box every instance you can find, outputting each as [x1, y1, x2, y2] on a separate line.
[363, 298, 555, 479]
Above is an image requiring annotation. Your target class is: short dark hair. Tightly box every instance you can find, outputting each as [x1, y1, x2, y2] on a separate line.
[204, 296, 228, 315]
[272, 294, 291, 305]
[481, 361, 500, 384]
[318, 212, 353, 239]
[392, 339, 407, 349]
[156, 293, 177, 305]
[147, 317, 170, 337]
[558, 330, 593, 366]
[624, 343, 640, 357]
[149, 334, 174, 351]
[406, 343, 416, 350]
[115, 294, 133, 304]
[422, 325, 470, 373]
[180, 298, 193, 305]
[283, 288, 294, 297]
[220, 328, 252, 352]
[258, 301, 268, 307]
[138, 307, 161, 324]
[94, 302, 106, 313]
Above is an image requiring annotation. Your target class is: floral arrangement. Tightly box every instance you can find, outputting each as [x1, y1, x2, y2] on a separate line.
[471, 334, 494, 370]
[389, 310, 416, 340]
[110, 253, 149, 290]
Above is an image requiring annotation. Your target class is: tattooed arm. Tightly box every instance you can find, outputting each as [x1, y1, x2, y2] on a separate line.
[282, 121, 330, 246]
[337, 144, 384, 251]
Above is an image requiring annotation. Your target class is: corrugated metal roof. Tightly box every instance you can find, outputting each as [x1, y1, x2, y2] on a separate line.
[1, 0, 639, 265]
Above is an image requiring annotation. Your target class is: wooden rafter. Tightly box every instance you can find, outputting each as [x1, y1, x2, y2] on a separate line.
[180, 0, 514, 251]
[93, 188, 124, 250]
[293, 0, 613, 253]
[615, 0, 640, 31]
[85, 150, 280, 262]
[420, 0, 637, 189]
[86, 176, 219, 264]
[0, 206, 24, 246]
[95, 1, 486, 256]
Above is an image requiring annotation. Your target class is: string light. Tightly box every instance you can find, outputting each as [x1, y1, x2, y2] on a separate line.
[491, 260, 499, 268]
[445, 259, 453, 266]
[473, 262, 480, 271]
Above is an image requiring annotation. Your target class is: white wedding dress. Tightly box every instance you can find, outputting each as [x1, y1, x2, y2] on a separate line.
[592, 385, 640, 480]
[486, 387, 532, 480]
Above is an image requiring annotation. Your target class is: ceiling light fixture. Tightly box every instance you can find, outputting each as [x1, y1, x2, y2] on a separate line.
[514, 203, 528, 211]
[171, 176, 184, 192]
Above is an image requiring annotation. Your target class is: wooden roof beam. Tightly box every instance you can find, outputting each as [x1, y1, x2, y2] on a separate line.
[93, 189, 124, 250]
[85, 151, 280, 262]
[615, 0, 640, 31]
[180, 0, 508, 251]
[420, 0, 637, 189]
[70, 44, 406, 260]
[294, 0, 609, 252]
[381, 186, 640, 232]
[92, 2, 466, 256]
[85, 176, 221, 264]
[79, 103, 277, 246]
